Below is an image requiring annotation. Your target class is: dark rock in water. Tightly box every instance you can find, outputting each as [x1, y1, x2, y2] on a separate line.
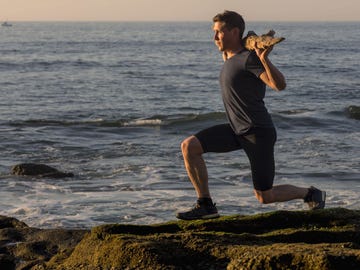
[11, 163, 74, 178]
[1, 208, 360, 269]
[346, 105, 360, 120]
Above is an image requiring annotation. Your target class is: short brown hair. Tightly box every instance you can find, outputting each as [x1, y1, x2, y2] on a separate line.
[213, 10, 245, 39]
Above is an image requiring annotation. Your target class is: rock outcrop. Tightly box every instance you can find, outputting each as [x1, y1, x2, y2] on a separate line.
[1, 208, 360, 269]
[0, 215, 86, 270]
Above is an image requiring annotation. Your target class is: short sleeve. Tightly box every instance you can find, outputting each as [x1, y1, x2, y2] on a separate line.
[245, 51, 265, 78]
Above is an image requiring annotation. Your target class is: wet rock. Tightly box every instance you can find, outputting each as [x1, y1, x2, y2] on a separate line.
[346, 105, 360, 120]
[11, 163, 74, 178]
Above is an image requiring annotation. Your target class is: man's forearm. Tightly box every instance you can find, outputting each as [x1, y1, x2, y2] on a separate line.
[260, 56, 286, 91]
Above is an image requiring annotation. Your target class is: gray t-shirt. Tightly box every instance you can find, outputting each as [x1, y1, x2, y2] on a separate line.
[219, 50, 274, 135]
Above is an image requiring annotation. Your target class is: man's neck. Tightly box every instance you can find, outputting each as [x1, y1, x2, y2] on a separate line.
[225, 46, 245, 59]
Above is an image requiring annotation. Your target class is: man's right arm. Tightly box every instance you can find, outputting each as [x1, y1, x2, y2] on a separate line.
[257, 47, 286, 91]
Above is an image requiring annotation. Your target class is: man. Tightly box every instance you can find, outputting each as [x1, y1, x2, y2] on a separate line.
[176, 10, 326, 220]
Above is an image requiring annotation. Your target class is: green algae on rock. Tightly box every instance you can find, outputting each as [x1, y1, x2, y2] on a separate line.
[51, 208, 360, 270]
[1, 208, 360, 269]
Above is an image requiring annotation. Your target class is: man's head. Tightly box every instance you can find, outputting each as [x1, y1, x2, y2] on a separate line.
[213, 11, 245, 38]
[212, 11, 245, 52]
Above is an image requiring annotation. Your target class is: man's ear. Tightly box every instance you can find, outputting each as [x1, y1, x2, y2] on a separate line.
[231, 27, 241, 40]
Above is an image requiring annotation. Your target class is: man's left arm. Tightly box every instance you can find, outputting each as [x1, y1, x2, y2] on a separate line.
[256, 46, 286, 91]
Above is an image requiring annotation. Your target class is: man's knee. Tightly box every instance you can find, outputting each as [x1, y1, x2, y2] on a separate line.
[254, 189, 274, 204]
[180, 137, 192, 155]
[181, 136, 203, 157]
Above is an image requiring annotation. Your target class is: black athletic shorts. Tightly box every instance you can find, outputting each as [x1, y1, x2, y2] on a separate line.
[195, 124, 277, 191]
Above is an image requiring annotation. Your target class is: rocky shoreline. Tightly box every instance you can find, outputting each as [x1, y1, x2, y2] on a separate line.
[1, 208, 360, 269]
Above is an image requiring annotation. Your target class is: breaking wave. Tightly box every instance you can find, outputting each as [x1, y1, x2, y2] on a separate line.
[6, 112, 227, 128]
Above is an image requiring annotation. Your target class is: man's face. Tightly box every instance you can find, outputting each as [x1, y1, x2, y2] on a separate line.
[213, 21, 236, 52]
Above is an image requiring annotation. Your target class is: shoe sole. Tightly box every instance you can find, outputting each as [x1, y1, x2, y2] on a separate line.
[176, 213, 220, 220]
[201, 213, 220, 219]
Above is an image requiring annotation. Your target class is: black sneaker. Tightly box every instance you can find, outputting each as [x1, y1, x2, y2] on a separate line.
[304, 186, 326, 210]
[176, 201, 220, 220]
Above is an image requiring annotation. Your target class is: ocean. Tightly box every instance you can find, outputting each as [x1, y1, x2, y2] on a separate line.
[0, 21, 359, 228]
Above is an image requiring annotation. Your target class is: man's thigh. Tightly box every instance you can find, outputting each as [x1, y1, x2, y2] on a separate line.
[194, 124, 242, 153]
[242, 128, 276, 191]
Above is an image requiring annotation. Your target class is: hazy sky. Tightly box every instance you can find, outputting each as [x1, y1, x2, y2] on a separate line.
[2, 0, 359, 22]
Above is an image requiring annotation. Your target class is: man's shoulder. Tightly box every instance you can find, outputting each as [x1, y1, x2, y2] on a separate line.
[236, 50, 252, 59]
[230, 50, 254, 64]
[224, 50, 257, 71]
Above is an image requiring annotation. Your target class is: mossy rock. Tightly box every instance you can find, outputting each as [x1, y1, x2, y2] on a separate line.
[0, 216, 87, 270]
[1, 209, 360, 269]
[49, 208, 360, 270]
